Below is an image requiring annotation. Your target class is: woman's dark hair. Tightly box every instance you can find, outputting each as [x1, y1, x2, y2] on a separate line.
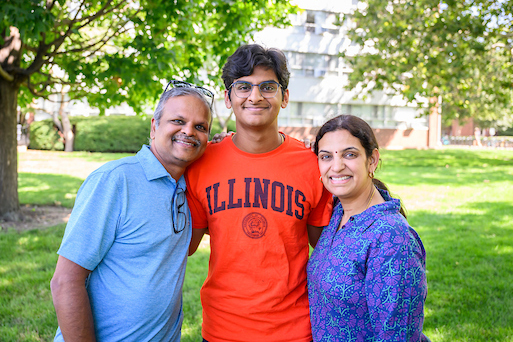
[315, 114, 407, 218]
[222, 44, 290, 100]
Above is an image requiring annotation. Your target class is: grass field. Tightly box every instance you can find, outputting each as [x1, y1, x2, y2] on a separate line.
[1, 147, 512, 341]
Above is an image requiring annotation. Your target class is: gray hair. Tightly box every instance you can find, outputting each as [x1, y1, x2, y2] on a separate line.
[153, 87, 213, 130]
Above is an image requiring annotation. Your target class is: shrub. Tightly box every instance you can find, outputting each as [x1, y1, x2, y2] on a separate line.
[29, 115, 235, 153]
[29, 121, 64, 151]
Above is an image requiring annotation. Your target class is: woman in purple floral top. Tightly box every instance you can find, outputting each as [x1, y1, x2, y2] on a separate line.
[307, 115, 428, 342]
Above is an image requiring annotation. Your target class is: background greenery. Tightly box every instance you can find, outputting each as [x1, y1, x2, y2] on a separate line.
[1, 147, 512, 341]
[29, 116, 236, 152]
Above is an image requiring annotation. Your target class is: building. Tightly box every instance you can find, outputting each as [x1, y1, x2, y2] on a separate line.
[215, 0, 441, 148]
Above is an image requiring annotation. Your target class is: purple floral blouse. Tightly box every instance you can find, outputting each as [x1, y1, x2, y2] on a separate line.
[307, 189, 427, 342]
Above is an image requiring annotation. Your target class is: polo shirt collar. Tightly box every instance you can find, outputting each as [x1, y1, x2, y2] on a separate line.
[136, 145, 178, 183]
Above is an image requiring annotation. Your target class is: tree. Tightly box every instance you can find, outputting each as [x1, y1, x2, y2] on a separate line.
[0, 0, 296, 219]
[343, 0, 513, 127]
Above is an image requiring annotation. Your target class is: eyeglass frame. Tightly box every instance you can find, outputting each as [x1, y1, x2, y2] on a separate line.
[164, 80, 214, 107]
[228, 80, 284, 99]
[171, 186, 188, 234]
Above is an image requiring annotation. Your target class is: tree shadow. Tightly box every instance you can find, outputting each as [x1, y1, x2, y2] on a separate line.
[18, 172, 85, 208]
[410, 201, 513, 341]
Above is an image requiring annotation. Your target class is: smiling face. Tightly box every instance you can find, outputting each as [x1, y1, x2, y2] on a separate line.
[224, 66, 289, 130]
[150, 95, 211, 179]
[317, 129, 379, 203]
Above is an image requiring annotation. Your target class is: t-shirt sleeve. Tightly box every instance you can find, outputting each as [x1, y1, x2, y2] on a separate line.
[307, 186, 333, 227]
[57, 171, 123, 271]
[185, 173, 208, 229]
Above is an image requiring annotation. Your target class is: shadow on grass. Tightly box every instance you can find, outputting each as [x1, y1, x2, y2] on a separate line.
[0, 225, 65, 341]
[381, 149, 513, 169]
[18, 172, 85, 208]
[411, 201, 513, 341]
[379, 164, 512, 187]
[182, 248, 210, 342]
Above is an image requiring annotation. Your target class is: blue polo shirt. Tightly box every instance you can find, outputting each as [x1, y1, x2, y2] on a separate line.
[54, 145, 191, 342]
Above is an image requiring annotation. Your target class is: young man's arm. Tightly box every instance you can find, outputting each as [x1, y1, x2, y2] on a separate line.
[307, 225, 324, 248]
[189, 227, 208, 256]
[51, 256, 96, 342]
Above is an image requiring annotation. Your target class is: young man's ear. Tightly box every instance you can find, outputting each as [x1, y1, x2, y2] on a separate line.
[224, 90, 232, 109]
[281, 89, 290, 108]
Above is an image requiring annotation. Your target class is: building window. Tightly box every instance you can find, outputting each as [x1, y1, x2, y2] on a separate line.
[306, 11, 315, 24]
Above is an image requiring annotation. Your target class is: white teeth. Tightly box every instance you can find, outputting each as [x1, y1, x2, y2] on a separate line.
[174, 139, 196, 146]
[331, 176, 350, 181]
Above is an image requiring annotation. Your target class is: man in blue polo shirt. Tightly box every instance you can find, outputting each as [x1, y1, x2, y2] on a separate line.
[50, 81, 213, 342]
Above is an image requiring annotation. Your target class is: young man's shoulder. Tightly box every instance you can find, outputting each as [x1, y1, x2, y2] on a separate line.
[284, 134, 313, 150]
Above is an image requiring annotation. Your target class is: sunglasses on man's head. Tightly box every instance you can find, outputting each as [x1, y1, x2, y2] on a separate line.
[164, 80, 214, 107]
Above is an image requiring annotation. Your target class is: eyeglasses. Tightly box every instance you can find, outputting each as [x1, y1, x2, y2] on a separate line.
[164, 80, 214, 107]
[171, 186, 188, 234]
[228, 80, 282, 99]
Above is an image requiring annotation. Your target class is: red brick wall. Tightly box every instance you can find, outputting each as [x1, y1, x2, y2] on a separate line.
[450, 118, 474, 136]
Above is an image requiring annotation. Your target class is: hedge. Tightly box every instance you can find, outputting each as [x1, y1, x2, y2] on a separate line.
[29, 115, 236, 153]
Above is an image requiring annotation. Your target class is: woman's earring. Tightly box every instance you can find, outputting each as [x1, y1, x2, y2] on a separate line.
[368, 170, 375, 179]
[319, 175, 323, 182]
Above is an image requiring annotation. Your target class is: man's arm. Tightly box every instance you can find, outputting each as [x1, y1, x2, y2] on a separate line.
[189, 228, 208, 256]
[307, 225, 324, 248]
[50, 256, 96, 342]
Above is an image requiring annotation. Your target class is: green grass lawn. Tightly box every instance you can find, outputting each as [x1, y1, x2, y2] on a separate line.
[1, 147, 512, 341]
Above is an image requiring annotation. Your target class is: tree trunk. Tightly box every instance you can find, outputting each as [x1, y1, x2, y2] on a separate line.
[59, 92, 74, 152]
[217, 109, 234, 133]
[0, 77, 20, 220]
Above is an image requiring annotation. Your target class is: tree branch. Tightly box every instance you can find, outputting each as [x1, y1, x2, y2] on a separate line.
[46, 0, 57, 11]
[51, 5, 139, 58]
[46, 0, 131, 59]
[0, 64, 14, 82]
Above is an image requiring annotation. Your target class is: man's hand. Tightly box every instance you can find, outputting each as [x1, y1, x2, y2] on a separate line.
[210, 131, 235, 144]
[301, 138, 316, 152]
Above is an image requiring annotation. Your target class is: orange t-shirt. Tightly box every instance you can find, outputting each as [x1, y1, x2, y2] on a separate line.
[186, 135, 333, 342]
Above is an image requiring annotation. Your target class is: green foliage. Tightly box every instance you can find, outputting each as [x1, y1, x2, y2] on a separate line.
[28, 115, 236, 152]
[28, 121, 64, 151]
[4, 148, 513, 341]
[73, 116, 151, 153]
[1, 0, 297, 110]
[29, 116, 151, 152]
[345, 0, 513, 126]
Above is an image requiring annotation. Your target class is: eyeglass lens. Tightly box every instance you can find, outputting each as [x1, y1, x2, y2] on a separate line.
[172, 188, 188, 234]
[232, 81, 280, 98]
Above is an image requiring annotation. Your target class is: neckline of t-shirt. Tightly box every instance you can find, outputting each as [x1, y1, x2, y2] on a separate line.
[228, 132, 288, 157]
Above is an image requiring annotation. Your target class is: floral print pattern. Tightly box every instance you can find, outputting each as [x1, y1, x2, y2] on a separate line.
[307, 189, 427, 342]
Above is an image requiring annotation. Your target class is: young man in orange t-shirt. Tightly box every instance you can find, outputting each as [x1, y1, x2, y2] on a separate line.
[186, 44, 333, 342]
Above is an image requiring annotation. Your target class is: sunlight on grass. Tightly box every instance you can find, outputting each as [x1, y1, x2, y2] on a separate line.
[494, 245, 513, 254]
[22, 184, 51, 192]
[4, 148, 513, 342]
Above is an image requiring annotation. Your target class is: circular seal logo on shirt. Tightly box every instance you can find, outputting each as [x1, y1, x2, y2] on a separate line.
[242, 212, 267, 239]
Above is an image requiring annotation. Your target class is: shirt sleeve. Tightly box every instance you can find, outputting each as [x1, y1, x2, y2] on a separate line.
[307, 186, 333, 227]
[185, 173, 208, 229]
[365, 227, 427, 341]
[57, 171, 124, 271]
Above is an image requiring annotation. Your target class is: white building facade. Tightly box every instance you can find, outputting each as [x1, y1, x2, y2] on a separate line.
[216, 0, 438, 148]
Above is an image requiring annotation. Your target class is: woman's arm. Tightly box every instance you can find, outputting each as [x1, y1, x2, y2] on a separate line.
[365, 229, 428, 341]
